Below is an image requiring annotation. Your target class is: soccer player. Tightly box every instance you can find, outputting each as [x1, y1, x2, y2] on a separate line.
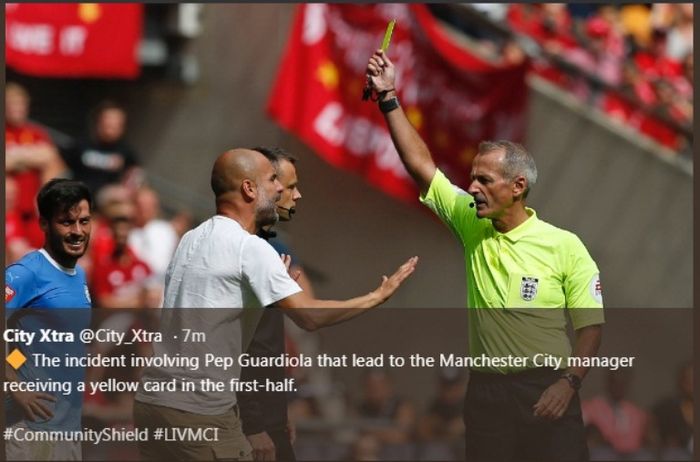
[367, 50, 604, 461]
[133, 148, 417, 460]
[5, 179, 93, 460]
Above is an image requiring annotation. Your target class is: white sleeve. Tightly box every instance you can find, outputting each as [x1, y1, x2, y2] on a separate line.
[240, 236, 302, 307]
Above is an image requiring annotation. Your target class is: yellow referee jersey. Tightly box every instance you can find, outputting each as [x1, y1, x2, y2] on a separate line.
[420, 169, 604, 372]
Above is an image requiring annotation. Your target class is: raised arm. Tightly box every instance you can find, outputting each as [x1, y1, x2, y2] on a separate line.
[367, 50, 436, 195]
[6, 141, 67, 182]
[276, 256, 418, 331]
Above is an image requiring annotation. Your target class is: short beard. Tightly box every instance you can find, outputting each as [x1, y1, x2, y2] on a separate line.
[255, 202, 279, 229]
[48, 231, 88, 265]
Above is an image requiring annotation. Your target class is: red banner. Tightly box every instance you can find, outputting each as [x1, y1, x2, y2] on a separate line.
[268, 4, 528, 203]
[5, 3, 142, 79]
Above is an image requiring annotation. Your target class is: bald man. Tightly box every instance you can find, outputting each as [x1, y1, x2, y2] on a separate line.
[134, 148, 417, 460]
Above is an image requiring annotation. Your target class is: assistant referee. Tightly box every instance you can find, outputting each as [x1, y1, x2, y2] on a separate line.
[367, 50, 604, 461]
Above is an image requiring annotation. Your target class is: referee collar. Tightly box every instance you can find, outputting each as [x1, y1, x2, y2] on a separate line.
[494, 208, 538, 243]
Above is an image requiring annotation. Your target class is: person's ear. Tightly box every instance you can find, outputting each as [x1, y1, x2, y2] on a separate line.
[39, 217, 49, 233]
[512, 175, 527, 200]
[241, 179, 257, 201]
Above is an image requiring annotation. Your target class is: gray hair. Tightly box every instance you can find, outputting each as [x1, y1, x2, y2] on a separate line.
[478, 140, 538, 199]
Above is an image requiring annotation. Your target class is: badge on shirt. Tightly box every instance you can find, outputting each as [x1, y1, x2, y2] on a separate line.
[520, 276, 539, 301]
[589, 273, 602, 304]
[5, 285, 16, 303]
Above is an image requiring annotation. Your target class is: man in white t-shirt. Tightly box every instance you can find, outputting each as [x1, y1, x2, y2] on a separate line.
[134, 148, 418, 460]
[128, 186, 178, 278]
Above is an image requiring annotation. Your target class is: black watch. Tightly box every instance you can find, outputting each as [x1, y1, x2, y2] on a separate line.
[379, 96, 400, 114]
[560, 372, 581, 390]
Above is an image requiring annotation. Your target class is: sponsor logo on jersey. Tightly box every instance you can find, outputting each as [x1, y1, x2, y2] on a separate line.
[6, 285, 16, 303]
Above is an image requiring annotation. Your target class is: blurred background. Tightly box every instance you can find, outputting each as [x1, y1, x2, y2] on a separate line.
[5, 3, 694, 461]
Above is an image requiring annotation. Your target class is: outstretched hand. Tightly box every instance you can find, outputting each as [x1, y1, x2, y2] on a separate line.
[367, 49, 396, 93]
[372, 256, 418, 304]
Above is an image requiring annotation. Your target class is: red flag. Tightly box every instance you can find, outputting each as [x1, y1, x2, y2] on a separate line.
[5, 3, 142, 79]
[268, 4, 528, 203]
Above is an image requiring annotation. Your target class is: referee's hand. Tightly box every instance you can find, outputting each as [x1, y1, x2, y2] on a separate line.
[532, 379, 575, 420]
[367, 49, 396, 94]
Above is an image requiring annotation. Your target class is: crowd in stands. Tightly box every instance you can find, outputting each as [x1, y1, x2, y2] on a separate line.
[5, 82, 189, 309]
[435, 4, 693, 154]
[582, 363, 694, 461]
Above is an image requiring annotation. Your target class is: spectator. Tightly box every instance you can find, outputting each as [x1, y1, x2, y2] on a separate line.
[509, 4, 578, 52]
[357, 369, 416, 445]
[169, 208, 194, 239]
[81, 184, 134, 286]
[620, 4, 653, 50]
[582, 370, 653, 460]
[417, 368, 466, 443]
[91, 200, 154, 308]
[659, 4, 693, 62]
[64, 100, 143, 197]
[416, 367, 466, 460]
[128, 186, 178, 282]
[669, 53, 693, 101]
[5, 177, 32, 265]
[564, 9, 625, 101]
[652, 361, 693, 460]
[350, 433, 382, 461]
[506, 4, 576, 86]
[5, 82, 67, 249]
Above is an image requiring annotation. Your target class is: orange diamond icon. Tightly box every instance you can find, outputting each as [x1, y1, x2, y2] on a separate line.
[6, 349, 27, 370]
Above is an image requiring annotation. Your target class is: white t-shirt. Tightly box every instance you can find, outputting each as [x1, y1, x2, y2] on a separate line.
[128, 219, 178, 279]
[135, 215, 302, 415]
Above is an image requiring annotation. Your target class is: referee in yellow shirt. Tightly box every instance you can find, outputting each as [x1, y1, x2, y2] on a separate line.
[367, 50, 604, 461]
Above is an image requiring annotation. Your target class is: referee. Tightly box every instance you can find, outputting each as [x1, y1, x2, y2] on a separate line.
[367, 50, 604, 461]
[240, 146, 304, 461]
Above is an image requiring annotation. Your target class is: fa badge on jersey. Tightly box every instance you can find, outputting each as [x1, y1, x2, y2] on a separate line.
[520, 276, 539, 301]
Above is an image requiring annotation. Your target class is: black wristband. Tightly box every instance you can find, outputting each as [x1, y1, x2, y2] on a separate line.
[379, 96, 400, 114]
[560, 372, 581, 390]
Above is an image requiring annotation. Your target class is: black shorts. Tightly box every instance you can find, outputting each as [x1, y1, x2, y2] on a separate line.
[463, 368, 588, 462]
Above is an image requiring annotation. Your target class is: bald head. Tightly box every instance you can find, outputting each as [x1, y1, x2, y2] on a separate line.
[211, 148, 267, 197]
[211, 148, 283, 231]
